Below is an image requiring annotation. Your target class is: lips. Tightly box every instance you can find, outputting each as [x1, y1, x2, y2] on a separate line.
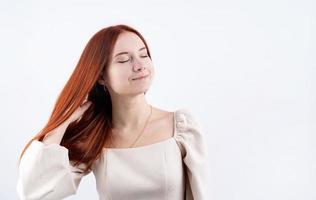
[132, 74, 149, 80]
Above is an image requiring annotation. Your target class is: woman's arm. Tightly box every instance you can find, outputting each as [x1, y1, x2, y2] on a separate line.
[17, 101, 92, 200]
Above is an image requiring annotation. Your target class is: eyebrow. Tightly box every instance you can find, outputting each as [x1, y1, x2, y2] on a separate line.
[113, 47, 147, 58]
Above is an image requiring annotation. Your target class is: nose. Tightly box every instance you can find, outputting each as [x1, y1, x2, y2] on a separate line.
[132, 57, 145, 72]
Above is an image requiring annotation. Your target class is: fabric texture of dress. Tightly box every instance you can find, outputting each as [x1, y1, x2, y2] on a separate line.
[16, 109, 209, 200]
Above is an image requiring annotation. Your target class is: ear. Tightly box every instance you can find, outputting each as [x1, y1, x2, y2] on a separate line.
[97, 72, 107, 86]
[98, 79, 105, 85]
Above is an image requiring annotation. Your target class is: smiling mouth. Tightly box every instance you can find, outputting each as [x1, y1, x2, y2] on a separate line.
[132, 75, 149, 80]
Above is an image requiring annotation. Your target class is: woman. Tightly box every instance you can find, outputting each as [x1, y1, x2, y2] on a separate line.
[17, 24, 209, 200]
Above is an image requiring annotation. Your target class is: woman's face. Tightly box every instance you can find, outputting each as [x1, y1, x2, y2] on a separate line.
[99, 31, 154, 96]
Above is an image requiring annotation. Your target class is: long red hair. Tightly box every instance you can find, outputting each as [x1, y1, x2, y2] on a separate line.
[18, 24, 152, 173]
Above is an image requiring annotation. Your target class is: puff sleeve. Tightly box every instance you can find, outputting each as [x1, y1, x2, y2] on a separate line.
[174, 109, 209, 200]
[16, 140, 91, 200]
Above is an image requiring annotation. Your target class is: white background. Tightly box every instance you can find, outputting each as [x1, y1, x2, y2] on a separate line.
[0, 0, 315, 199]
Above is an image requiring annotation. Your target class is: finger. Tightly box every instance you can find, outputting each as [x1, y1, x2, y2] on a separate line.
[82, 94, 89, 104]
[84, 101, 92, 107]
[76, 101, 91, 122]
[80, 100, 91, 107]
[80, 101, 92, 113]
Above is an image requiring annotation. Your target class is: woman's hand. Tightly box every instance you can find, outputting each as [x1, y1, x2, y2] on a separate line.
[65, 100, 92, 124]
[43, 100, 92, 145]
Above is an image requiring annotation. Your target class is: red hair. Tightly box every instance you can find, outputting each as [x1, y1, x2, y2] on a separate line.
[18, 24, 152, 173]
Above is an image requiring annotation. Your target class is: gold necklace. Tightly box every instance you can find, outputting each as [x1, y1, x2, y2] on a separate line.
[129, 104, 153, 148]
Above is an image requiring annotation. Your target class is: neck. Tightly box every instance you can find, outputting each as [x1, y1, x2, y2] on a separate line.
[110, 93, 152, 131]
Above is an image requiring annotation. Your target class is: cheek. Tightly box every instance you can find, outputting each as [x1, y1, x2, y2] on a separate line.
[147, 62, 155, 76]
[108, 67, 130, 84]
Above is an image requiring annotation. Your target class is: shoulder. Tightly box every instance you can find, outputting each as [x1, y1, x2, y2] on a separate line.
[150, 106, 200, 134]
[173, 108, 207, 160]
[173, 108, 205, 147]
[150, 106, 174, 129]
[152, 107, 199, 130]
[174, 108, 199, 131]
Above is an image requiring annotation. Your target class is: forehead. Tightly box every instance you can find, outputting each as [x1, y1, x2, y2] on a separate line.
[112, 32, 145, 54]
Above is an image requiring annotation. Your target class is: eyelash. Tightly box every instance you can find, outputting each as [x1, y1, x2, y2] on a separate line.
[118, 55, 148, 63]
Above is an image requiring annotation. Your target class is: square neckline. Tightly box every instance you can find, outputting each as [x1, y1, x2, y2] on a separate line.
[104, 110, 178, 151]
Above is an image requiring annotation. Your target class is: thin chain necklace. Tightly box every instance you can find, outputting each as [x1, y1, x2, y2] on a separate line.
[129, 104, 153, 148]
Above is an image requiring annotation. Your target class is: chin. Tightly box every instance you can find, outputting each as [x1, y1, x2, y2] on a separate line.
[132, 86, 151, 95]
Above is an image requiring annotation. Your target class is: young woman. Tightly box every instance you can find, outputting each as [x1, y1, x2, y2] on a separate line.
[17, 24, 209, 200]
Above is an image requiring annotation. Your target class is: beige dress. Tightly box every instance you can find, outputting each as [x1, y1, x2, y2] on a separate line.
[17, 109, 209, 200]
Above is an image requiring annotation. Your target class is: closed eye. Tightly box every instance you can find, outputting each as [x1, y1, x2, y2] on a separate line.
[117, 55, 149, 63]
[118, 59, 129, 63]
